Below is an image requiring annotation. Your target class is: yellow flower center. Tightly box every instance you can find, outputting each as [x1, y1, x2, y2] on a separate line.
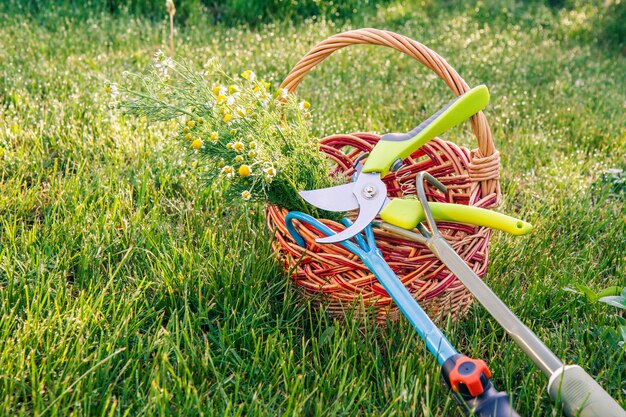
[191, 139, 203, 150]
[238, 165, 252, 177]
[233, 142, 245, 152]
[222, 166, 234, 177]
[264, 167, 276, 178]
[223, 114, 233, 123]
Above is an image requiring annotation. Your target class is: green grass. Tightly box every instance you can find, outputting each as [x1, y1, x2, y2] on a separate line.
[0, 1, 625, 416]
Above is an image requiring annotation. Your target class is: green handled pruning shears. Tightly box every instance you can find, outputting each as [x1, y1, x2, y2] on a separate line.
[300, 85, 531, 243]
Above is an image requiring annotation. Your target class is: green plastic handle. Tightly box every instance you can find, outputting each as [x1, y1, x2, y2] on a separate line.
[379, 199, 532, 236]
[363, 85, 490, 177]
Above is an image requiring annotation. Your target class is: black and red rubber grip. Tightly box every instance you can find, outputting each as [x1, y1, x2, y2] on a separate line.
[442, 354, 520, 417]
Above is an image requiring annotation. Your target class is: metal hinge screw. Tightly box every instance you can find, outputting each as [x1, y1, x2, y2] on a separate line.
[362, 185, 377, 199]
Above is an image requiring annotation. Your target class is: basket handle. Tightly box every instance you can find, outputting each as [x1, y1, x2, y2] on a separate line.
[280, 28, 500, 204]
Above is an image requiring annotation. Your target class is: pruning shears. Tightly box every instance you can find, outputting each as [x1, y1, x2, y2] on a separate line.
[298, 85, 533, 243]
[285, 210, 520, 417]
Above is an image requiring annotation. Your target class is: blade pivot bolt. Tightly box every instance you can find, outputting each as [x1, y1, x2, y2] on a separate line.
[362, 185, 378, 199]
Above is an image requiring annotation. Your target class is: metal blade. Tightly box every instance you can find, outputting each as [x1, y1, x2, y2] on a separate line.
[316, 199, 382, 243]
[299, 183, 358, 212]
[316, 172, 388, 244]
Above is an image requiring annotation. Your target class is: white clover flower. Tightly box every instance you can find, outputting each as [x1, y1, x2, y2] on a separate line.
[153, 49, 166, 63]
[155, 56, 174, 77]
[109, 83, 119, 98]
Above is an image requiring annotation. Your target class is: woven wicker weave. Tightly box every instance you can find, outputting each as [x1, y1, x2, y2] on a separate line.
[267, 28, 501, 323]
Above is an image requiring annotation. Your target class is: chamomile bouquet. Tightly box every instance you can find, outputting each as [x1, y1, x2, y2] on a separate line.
[114, 51, 333, 213]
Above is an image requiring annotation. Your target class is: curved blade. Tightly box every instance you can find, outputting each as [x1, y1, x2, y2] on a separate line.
[299, 183, 358, 212]
[316, 173, 388, 244]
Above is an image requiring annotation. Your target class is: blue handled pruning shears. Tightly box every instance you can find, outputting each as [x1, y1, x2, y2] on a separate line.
[285, 207, 519, 417]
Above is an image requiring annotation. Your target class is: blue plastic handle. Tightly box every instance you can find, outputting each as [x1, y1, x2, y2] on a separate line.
[284, 211, 457, 365]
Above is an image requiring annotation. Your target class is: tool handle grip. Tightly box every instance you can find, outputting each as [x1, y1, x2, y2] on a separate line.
[379, 200, 532, 235]
[548, 365, 626, 417]
[442, 354, 520, 417]
[280, 28, 500, 198]
[469, 385, 521, 417]
[363, 85, 490, 176]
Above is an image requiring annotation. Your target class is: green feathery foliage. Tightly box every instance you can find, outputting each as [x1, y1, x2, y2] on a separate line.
[117, 51, 334, 214]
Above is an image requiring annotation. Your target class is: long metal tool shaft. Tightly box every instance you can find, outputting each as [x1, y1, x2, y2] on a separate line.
[380, 224, 562, 376]
[429, 236, 562, 376]
[407, 171, 626, 416]
[380, 222, 626, 417]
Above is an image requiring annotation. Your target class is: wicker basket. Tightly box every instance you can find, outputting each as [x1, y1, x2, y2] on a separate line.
[267, 28, 501, 324]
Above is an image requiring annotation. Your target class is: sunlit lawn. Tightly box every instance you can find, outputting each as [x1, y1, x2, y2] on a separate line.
[0, 2, 624, 415]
